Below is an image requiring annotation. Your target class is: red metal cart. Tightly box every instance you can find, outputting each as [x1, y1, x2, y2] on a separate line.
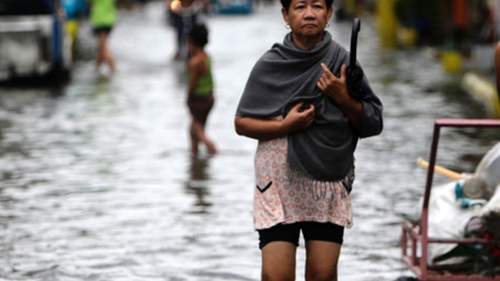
[401, 119, 500, 281]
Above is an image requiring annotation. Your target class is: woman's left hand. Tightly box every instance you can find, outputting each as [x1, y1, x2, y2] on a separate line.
[317, 63, 350, 105]
[317, 63, 363, 129]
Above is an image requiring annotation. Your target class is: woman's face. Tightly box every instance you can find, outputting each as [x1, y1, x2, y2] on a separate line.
[282, 0, 332, 43]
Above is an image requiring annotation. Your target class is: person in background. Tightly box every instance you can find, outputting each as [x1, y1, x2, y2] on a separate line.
[186, 24, 217, 158]
[234, 0, 383, 279]
[90, 0, 117, 74]
[63, 0, 88, 52]
[165, 0, 207, 60]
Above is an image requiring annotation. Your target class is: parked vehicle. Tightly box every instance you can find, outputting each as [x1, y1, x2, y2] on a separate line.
[0, 0, 72, 82]
[213, 0, 252, 14]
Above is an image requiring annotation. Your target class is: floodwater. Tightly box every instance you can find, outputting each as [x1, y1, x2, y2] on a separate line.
[0, 2, 499, 281]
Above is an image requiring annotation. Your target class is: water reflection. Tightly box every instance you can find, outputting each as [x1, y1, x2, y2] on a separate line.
[185, 157, 213, 214]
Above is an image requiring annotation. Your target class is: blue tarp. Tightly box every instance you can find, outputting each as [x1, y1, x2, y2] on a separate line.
[63, 0, 87, 19]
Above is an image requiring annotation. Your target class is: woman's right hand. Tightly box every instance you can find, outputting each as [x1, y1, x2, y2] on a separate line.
[282, 102, 315, 133]
[235, 102, 315, 141]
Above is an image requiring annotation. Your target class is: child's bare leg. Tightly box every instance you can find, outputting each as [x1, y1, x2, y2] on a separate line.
[192, 121, 217, 155]
[102, 36, 116, 73]
[96, 33, 107, 69]
[98, 33, 115, 73]
[190, 121, 199, 158]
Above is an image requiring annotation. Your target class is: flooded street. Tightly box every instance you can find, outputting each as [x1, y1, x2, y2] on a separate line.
[0, 2, 499, 281]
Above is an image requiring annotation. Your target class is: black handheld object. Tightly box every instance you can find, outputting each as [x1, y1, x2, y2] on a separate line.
[346, 18, 365, 100]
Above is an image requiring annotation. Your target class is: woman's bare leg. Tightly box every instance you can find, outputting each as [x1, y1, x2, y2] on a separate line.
[261, 241, 297, 281]
[304, 240, 342, 281]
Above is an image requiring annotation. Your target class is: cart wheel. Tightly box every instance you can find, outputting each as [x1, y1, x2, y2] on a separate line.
[395, 277, 418, 281]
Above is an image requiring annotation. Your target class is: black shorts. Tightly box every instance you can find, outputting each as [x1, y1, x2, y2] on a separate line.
[258, 221, 344, 249]
[93, 26, 113, 36]
[187, 94, 214, 125]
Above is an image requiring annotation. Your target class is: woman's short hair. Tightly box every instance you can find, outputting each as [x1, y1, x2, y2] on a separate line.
[280, 0, 333, 12]
[189, 24, 209, 47]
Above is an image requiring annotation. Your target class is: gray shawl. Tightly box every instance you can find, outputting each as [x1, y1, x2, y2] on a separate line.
[236, 31, 383, 181]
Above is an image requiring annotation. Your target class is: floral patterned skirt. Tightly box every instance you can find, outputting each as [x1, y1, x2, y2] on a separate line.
[253, 136, 354, 230]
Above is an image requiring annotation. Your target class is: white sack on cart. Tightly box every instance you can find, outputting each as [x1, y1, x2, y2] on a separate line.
[423, 142, 500, 267]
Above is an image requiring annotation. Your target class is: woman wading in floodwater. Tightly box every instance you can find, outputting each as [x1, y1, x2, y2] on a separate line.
[234, 0, 383, 279]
